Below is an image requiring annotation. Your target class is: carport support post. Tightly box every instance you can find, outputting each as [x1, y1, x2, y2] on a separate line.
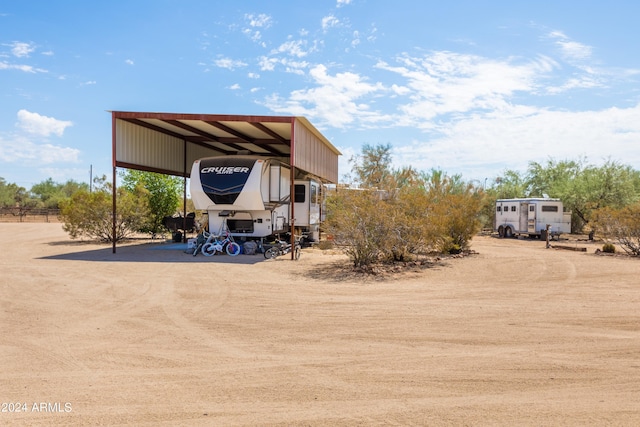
[289, 119, 295, 260]
[112, 165, 117, 254]
[182, 138, 188, 243]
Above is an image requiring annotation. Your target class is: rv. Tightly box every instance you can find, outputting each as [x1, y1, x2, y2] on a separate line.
[190, 155, 322, 241]
[495, 198, 571, 239]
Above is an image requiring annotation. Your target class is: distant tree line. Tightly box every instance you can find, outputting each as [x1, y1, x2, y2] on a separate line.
[486, 157, 640, 236]
[0, 172, 183, 243]
[326, 146, 640, 266]
[3, 151, 639, 255]
[0, 177, 88, 209]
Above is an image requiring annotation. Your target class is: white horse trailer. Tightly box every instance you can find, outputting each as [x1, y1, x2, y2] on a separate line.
[190, 155, 322, 240]
[495, 198, 571, 239]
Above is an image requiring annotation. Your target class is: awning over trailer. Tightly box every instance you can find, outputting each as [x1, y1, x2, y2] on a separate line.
[111, 111, 341, 184]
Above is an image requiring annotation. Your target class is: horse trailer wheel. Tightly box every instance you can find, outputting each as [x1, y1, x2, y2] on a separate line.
[504, 226, 513, 238]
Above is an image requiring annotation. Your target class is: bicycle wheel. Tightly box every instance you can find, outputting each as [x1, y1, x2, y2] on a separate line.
[226, 242, 241, 256]
[293, 246, 301, 260]
[201, 243, 216, 256]
[264, 247, 279, 259]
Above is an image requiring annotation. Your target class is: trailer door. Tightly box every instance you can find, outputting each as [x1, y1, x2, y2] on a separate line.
[527, 204, 536, 233]
[519, 202, 528, 232]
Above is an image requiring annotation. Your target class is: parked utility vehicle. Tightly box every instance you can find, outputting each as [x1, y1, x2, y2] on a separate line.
[495, 198, 571, 239]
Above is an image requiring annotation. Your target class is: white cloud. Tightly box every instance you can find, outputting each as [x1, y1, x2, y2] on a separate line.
[337, 0, 353, 7]
[273, 39, 311, 58]
[245, 13, 272, 29]
[214, 57, 247, 70]
[322, 15, 340, 32]
[258, 56, 278, 71]
[0, 61, 47, 73]
[125, 59, 134, 65]
[10, 41, 35, 57]
[15, 110, 73, 137]
[548, 30, 593, 62]
[393, 104, 640, 181]
[264, 64, 387, 128]
[243, 13, 272, 45]
[376, 51, 557, 126]
[0, 134, 80, 164]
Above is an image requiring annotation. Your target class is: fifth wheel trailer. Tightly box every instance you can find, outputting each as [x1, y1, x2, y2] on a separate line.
[495, 198, 571, 239]
[190, 155, 322, 241]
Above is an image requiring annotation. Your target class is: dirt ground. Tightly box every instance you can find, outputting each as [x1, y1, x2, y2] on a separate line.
[1, 223, 639, 426]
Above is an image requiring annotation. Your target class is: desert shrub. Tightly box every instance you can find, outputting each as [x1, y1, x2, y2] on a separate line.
[59, 181, 150, 243]
[593, 203, 640, 256]
[317, 239, 335, 250]
[324, 189, 389, 267]
[602, 243, 616, 253]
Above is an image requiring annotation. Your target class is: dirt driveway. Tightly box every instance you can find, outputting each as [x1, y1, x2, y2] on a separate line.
[1, 223, 639, 426]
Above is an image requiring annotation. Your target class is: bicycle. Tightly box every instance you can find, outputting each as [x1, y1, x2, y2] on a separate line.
[201, 231, 241, 256]
[192, 231, 210, 257]
[264, 238, 301, 260]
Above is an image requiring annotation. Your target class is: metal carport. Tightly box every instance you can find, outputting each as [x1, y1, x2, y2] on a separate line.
[110, 111, 341, 253]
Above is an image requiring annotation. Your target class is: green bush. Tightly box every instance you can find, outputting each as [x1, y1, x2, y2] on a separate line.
[602, 243, 616, 253]
[59, 182, 150, 243]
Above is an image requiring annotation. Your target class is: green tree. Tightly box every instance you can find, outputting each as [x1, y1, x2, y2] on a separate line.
[524, 158, 640, 234]
[59, 177, 150, 242]
[121, 170, 182, 235]
[490, 170, 527, 199]
[30, 178, 88, 209]
[0, 178, 25, 207]
[349, 143, 393, 189]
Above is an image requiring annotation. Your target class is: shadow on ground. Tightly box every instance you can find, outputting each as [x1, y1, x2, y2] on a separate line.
[40, 240, 265, 264]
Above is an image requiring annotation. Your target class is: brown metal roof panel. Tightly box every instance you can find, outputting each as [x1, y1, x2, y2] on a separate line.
[115, 119, 186, 175]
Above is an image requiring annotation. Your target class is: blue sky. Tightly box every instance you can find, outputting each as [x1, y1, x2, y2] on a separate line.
[1, 1, 639, 188]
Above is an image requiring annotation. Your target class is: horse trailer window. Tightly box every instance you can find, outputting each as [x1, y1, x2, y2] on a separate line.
[530, 205, 535, 212]
[541, 205, 558, 212]
[511, 206, 516, 212]
[497, 206, 501, 212]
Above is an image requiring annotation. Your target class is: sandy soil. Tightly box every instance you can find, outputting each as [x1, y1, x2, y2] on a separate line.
[1, 223, 639, 426]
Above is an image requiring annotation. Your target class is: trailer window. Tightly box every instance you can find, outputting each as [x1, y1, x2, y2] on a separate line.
[541, 205, 558, 212]
[511, 206, 516, 212]
[496, 206, 501, 212]
[294, 184, 306, 203]
[530, 205, 535, 212]
[310, 184, 318, 205]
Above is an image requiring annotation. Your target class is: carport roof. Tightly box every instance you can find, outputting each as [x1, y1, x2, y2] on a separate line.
[111, 111, 341, 183]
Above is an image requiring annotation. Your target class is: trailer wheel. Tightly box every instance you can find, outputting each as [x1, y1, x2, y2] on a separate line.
[504, 226, 513, 238]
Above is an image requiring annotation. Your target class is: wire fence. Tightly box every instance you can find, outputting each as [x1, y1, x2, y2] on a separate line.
[0, 207, 61, 223]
